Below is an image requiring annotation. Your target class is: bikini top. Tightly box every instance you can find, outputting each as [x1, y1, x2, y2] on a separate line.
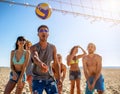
[70, 59, 79, 65]
[12, 50, 26, 65]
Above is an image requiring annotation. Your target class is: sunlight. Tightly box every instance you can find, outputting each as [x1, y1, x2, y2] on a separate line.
[104, 0, 120, 13]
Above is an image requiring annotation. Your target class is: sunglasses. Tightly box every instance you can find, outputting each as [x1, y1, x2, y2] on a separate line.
[38, 29, 48, 32]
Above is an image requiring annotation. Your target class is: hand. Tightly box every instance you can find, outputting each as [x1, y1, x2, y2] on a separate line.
[77, 45, 82, 49]
[91, 82, 95, 90]
[57, 79, 62, 86]
[87, 81, 93, 91]
[41, 63, 48, 73]
[27, 75, 33, 83]
[87, 81, 91, 90]
[12, 72, 18, 80]
[17, 80, 23, 89]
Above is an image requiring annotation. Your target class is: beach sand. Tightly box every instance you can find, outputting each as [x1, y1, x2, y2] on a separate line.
[0, 67, 120, 94]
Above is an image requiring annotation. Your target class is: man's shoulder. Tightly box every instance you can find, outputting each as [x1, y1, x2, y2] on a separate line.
[48, 43, 56, 51]
[82, 55, 88, 60]
[32, 43, 39, 47]
[48, 42, 55, 47]
[30, 43, 39, 52]
[94, 54, 102, 58]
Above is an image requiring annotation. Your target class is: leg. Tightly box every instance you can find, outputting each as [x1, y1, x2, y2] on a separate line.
[70, 80, 75, 94]
[45, 80, 58, 94]
[85, 82, 94, 94]
[97, 90, 104, 94]
[95, 75, 105, 94]
[15, 82, 25, 94]
[27, 75, 33, 94]
[28, 82, 32, 94]
[32, 80, 44, 94]
[4, 80, 16, 94]
[76, 79, 81, 94]
[57, 83, 62, 94]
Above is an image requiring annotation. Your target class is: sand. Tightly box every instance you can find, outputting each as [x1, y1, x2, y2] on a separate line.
[0, 67, 120, 94]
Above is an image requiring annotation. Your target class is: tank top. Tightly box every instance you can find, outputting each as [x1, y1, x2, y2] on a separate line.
[12, 50, 26, 64]
[32, 43, 54, 80]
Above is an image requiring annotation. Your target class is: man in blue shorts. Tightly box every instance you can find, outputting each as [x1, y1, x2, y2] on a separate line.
[27, 25, 61, 94]
[82, 43, 105, 94]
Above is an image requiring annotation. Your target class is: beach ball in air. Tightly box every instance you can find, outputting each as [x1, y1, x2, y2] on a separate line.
[35, 3, 52, 20]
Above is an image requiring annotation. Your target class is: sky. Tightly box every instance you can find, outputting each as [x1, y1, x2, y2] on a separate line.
[0, 0, 120, 67]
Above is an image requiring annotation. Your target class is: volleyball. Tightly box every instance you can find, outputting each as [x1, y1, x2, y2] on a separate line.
[35, 3, 52, 20]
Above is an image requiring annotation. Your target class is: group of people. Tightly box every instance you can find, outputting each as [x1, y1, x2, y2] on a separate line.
[4, 25, 105, 94]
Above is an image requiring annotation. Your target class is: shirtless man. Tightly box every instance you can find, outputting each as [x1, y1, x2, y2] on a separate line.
[82, 43, 105, 94]
[52, 54, 67, 94]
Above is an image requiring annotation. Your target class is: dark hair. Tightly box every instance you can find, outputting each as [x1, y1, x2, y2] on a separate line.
[37, 25, 49, 32]
[69, 46, 77, 55]
[69, 46, 77, 60]
[15, 36, 26, 50]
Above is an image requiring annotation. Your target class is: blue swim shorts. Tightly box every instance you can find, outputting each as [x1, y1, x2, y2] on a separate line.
[32, 78, 58, 94]
[85, 74, 105, 94]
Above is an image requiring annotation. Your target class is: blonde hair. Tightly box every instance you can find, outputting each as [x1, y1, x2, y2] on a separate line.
[25, 40, 32, 50]
[26, 40, 32, 46]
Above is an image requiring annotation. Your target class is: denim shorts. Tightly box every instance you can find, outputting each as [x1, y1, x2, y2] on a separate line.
[32, 78, 58, 94]
[10, 71, 26, 83]
[69, 70, 81, 80]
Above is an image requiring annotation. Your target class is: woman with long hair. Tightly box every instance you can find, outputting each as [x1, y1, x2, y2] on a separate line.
[67, 46, 86, 94]
[4, 36, 30, 94]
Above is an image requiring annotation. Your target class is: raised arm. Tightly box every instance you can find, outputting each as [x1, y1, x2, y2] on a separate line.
[76, 46, 86, 60]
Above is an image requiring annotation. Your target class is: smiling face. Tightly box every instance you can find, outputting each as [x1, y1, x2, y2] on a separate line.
[38, 27, 49, 42]
[17, 39, 26, 46]
[15, 36, 26, 50]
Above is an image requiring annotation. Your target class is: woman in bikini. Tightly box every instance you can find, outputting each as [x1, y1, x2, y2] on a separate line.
[4, 36, 30, 94]
[67, 46, 86, 94]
